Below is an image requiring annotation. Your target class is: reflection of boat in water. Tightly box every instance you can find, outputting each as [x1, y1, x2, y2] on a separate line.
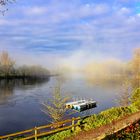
[66, 99, 97, 112]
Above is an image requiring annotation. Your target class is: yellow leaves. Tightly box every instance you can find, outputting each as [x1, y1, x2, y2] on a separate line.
[0, 51, 15, 66]
[42, 84, 71, 122]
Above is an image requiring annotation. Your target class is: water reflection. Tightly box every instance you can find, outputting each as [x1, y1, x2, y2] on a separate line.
[0, 77, 50, 105]
[84, 75, 123, 89]
[0, 75, 125, 135]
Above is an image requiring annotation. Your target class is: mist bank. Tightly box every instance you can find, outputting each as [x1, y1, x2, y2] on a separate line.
[1, 47, 139, 85]
[82, 59, 129, 82]
[56, 48, 140, 88]
[82, 48, 139, 83]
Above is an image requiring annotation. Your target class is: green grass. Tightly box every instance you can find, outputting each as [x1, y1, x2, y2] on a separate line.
[39, 105, 139, 140]
[11, 88, 140, 140]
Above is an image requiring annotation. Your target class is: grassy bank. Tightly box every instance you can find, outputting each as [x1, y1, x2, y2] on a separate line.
[37, 88, 140, 140]
[8, 88, 140, 140]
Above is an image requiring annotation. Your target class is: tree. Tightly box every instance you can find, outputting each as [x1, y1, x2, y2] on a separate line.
[0, 0, 15, 15]
[42, 84, 70, 123]
[0, 51, 15, 76]
[132, 48, 140, 76]
[131, 48, 140, 88]
[0, 0, 14, 5]
[130, 88, 140, 109]
[131, 88, 140, 103]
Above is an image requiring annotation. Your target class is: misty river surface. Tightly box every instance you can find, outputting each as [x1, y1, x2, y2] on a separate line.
[0, 74, 122, 135]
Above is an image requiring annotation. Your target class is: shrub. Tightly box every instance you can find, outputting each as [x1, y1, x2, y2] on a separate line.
[39, 130, 72, 140]
[131, 88, 140, 103]
[81, 106, 139, 131]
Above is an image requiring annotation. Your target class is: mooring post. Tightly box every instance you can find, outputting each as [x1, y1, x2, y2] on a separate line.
[35, 126, 37, 140]
[72, 117, 75, 132]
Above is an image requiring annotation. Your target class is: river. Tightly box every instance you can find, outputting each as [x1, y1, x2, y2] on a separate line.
[0, 74, 122, 135]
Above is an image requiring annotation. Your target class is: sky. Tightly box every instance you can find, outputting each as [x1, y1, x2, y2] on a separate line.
[0, 0, 140, 69]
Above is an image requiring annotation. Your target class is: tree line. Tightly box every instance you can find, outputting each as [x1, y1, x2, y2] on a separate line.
[84, 48, 140, 86]
[0, 51, 50, 78]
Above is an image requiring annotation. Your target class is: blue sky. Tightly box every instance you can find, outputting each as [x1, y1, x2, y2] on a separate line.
[0, 0, 140, 68]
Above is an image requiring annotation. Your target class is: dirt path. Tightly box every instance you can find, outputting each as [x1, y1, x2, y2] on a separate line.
[66, 111, 140, 140]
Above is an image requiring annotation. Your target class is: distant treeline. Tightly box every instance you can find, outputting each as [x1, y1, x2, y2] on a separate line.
[0, 51, 50, 79]
[83, 48, 140, 86]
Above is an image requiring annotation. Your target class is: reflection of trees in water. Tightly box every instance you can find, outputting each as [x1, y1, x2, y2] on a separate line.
[85, 76, 123, 89]
[0, 77, 50, 105]
[55, 75, 68, 85]
[0, 81, 13, 105]
[84, 72, 140, 91]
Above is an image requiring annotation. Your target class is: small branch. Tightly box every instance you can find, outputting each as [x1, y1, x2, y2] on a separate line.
[0, 0, 15, 15]
[0, 0, 15, 5]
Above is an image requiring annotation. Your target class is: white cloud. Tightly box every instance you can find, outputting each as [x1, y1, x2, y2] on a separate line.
[8, 3, 110, 25]
[23, 6, 48, 16]
[71, 3, 109, 18]
[0, 19, 9, 25]
[118, 7, 131, 15]
[0, 0, 140, 69]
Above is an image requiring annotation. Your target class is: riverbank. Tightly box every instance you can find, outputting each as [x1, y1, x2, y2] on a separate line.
[38, 88, 140, 140]
[0, 95, 140, 140]
[0, 75, 51, 79]
[67, 111, 140, 140]
[37, 107, 139, 140]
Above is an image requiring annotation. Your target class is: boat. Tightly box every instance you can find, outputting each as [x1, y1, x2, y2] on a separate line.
[66, 100, 86, 109]
[66, 99, 97, 112]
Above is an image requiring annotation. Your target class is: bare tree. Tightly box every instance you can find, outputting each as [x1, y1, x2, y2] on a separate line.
[0, 51, 15, 76]
[0, 0, 14, 5]
[131, 48, 140, 88]
[0, 0, 15, 15]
